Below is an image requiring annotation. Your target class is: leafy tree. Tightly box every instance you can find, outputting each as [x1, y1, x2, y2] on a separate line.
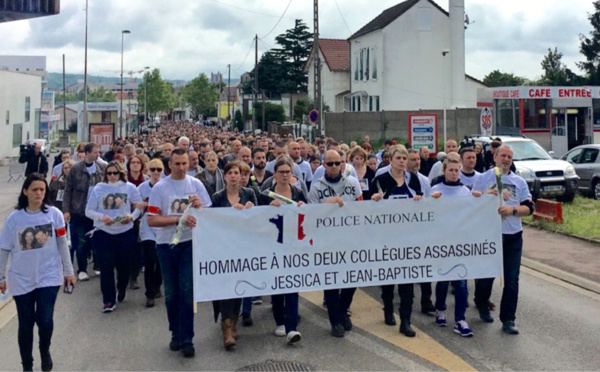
[244, 19, 313, 98]
[482, 70, 526, 87]
[181, 73, 218, 119]
[254, 102, 286, 131]
[578, 1, 600, 84]
[540, 47, 584, 86]
[55, 86, 117, 103]
[293, 99, 330, 122]
[137, 68, 176, 119]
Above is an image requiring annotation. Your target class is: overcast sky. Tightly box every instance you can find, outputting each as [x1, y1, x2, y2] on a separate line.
[0, 0, 595, 82]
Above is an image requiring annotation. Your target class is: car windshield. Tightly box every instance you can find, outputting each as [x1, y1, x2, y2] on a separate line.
[504, 141, 552, 161]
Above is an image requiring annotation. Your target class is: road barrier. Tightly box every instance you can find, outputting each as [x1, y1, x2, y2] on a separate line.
[533, 199, 563, 224]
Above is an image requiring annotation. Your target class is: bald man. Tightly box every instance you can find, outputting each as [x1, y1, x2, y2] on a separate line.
[237, 146, 252, 166]
[428, 140, 458, 183]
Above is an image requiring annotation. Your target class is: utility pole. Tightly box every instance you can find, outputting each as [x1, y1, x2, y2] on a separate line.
[313, 0, 322, 134]
[252, 34, 258, 132]
[83, 0, 89, 139]
[262, 89, 266, 132]
[227, 64, 231, 125]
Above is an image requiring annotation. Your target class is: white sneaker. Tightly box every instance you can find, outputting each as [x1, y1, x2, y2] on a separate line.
[286, 331, 301, 344]
[78, 272, 90, 281]
[274, 325, 286, 337]
[94, 270, 101, 276]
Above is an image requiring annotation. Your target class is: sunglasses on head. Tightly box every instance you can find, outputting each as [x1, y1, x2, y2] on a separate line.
[325, 161, 341, 167]
[106, 171, 120, 176]
[149, 167, 163, 172]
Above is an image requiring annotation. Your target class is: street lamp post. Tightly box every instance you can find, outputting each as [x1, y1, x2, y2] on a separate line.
[120, 29, 131, 138]
[144, 66, 149, 130]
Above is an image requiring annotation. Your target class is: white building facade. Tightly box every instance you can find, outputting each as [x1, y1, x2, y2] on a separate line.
[348, 0, 484, 112]
[0, 70, 42, 158]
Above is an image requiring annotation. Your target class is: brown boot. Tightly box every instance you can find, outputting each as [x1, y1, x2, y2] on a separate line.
[221, 318, 236, 350]
[231, 315, 239, 340]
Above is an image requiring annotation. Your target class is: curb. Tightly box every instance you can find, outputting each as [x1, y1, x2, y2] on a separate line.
[521, 257, 600, 295]
[523, 222, 600, 246]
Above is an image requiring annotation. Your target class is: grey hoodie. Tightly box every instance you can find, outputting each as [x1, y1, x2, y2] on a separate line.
[308, 174, 362, 204]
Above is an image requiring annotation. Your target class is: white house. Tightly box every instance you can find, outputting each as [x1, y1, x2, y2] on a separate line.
[346, 0, 484, 112]
[0, 70, 42, 158]
[305, 39, 351, 113]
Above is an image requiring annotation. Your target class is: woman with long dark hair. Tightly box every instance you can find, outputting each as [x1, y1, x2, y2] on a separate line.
[0, 173, 76, 372]
[85, 162, 143, 313]
[210, 161, 256, 351]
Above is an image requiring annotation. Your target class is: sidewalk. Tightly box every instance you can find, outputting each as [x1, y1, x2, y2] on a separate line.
[522, 226, 600, 293]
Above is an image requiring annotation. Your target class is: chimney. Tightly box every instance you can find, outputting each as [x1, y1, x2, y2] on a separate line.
[449, 0, 465, 108]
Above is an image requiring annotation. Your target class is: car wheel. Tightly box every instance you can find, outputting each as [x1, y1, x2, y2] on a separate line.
[594, 180, 600, 201]
[557, 191, 576, 203]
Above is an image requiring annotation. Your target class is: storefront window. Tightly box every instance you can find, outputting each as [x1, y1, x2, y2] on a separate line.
[593, 99, 600, 128]
[495, 99, 520, 135]
[523, 99, 549, 129]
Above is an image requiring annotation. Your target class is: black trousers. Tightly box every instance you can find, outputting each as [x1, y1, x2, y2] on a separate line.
[381, 283, 414, 321]
[141, 240, 162, 299]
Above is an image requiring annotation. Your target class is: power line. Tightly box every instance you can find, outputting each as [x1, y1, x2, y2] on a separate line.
[334, 0, 352, 35]
[208, 0, 294, 20]
[259, 0, 293, 39]
[258, 37, 274, 51]
[233, 37, 256, 73]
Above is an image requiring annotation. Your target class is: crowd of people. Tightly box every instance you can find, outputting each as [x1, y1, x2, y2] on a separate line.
[0, 120, 533, 370]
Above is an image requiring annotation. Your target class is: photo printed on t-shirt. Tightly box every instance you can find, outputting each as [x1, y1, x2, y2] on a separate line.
[18, 223, 53, 251]
[102, 193, 128, 210]
[169, 197, 190, 215]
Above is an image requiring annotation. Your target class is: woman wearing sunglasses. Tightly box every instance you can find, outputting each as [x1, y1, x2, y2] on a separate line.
[85, 162, 143, 313]
[137, 159, 164, 308]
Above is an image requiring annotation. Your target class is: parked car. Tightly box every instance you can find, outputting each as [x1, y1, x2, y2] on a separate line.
[561, 144, 600, 200]
[470, 135, 579, 202]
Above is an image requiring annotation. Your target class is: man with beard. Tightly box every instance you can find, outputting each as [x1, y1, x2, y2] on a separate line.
[250, 148, 272, 188]
[288, 141, 313, 188]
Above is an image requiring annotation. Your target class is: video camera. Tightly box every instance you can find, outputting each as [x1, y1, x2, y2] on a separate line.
[459, 135, 476, 151]
[19, 142, 35, 157]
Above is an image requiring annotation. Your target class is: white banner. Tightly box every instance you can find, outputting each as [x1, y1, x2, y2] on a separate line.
[192, 196, 503, 302]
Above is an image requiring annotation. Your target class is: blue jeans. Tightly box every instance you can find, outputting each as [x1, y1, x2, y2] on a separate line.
[92, 229, 135, 304]
[242, 297, 253, 316]
[271, 293, 299, 333]
[70, 214, 94, 273]
[474, 231, 523, 322]
[13, 286, 60, 369]
[435, 280, 468, 322]
[156, 241, 194, 346]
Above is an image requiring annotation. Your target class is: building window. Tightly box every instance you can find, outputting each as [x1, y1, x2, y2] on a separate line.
[375, 96, 380, 111]
[357, 97, 362, 112]
[523, 99, 549, 129]
[365, 48, 370, 81]
[495, 99, 520, 135]
[25, 97, 30, 122]
[372, 47, 378, 80]
[593, 99, 600, 128]
[5, 110, 9, 125]
[369, 96, 373, 111]
[101, 111, 112, 122]
[13, 123, 22, 148]
[359, 49, 364, 81]
[354, 53, 359, 81]
[352, 97, 356, 112]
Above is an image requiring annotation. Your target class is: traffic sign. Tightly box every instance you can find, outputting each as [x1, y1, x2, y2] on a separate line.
[308, 109, 319, 124]
[408, 113, 438, 157]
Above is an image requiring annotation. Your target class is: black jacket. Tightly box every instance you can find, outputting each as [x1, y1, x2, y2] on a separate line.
[19, 150, 48, 176]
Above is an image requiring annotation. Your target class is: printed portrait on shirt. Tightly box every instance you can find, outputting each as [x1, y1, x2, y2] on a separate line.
[18, 224, 53, 251]
[502, 184, 517, 203]
[102, 193, 128, 210]
[169, 197, 190, 214]
[359, 178, 370, 191]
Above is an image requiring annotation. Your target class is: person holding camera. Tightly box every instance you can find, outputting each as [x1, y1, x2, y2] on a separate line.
[0, 173, 76, 372]
[19, 141, 48, 178]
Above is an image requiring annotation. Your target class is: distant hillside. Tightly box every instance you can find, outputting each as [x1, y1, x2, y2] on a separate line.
[47, 73, 239, 91]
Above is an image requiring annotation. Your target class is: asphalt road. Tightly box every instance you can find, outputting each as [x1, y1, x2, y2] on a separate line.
[0, 165, 599, 371]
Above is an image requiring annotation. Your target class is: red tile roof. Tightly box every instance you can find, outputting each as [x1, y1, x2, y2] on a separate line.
[319, 39, 350, 72]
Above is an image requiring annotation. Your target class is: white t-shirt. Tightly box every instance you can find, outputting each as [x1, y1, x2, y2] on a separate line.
[428, 161, 443, 183]
[86, 181, 143, 235]
[459, 170, 481, 190]
[295, 159, 313, 184]
[473, 169, 532, 234]
[148, 175, 212, 245]
[431, 182, 472, 198]
[52, 163, 63, 179]
[138, 180, 159, 242]
[0, 207, 67, 296]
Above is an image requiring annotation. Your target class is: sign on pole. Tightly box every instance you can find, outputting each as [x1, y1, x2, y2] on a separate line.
[480, 107, 493, 136]
[408, 113, 438, 156]
[89, 123, 115, 153]
[308, 109, 319, 124]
